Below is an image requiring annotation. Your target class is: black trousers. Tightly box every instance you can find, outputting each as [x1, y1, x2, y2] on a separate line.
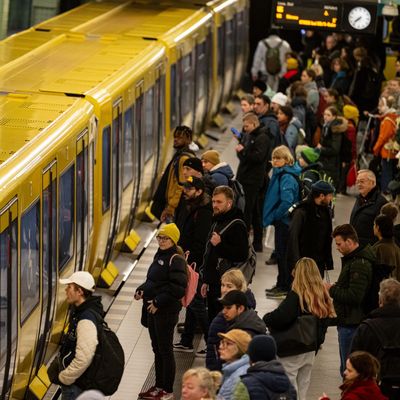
[147, 310, 179, 393]
[242, 183, 264, 247]
[207, 283, 222, 324]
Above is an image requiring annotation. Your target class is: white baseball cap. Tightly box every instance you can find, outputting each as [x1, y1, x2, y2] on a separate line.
[59, 271, 95, 292]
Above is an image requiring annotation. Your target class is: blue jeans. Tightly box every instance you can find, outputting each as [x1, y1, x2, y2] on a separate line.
[337, 325, 357, 376]
[61, 384, 83, 400]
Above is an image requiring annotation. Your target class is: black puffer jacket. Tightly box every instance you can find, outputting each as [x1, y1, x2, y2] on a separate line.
[228, 309, 267, 336]
[350, 186, 388, 247]
[201, 208, 248, 285]
[137, 246, 187, 313]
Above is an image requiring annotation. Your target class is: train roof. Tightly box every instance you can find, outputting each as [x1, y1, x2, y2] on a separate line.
[0, 33, 165, 97]
[0, 92, 91, 167]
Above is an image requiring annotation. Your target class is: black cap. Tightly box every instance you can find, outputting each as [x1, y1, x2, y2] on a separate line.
[183, 157, 203, 174]
[311, 180, 335, 195]
[219, 290, 248, 307]
[183, 176, 205, 191]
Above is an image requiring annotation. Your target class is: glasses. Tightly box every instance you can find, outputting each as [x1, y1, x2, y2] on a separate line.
[220, 340, 237, 348]
[156, 235, 170, 242]
[356, 179, 370, 184]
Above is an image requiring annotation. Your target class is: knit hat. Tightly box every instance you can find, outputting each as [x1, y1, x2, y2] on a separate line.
[218, 329, 252, 355]
[311, 180, 335, 195]
[247, 335, 277, 363]
[271, 92, 288, 107]
[219, 290, 248, 307]
[252, 79, 267, 93]
[183, 157, 203, 174]
[287, 57, 299, 70]
[157, 223, 180, 245]
[59, 271, 95, 292]
[300, 147, 320, 164]
[183, 176, 205, 191]
[343, 104, 359, 125]
[201, 150, 220, 166]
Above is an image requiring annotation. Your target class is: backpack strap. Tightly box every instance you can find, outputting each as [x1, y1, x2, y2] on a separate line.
[218, 218, 246, 235]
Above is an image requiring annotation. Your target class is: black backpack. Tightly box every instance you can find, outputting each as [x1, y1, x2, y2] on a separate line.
[228, 178, 246, 212]
[76, 311, 125, 395]
[362, 319, 400, 386]
[264, 40, 282, 75]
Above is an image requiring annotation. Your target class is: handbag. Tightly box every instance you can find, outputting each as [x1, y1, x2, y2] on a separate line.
[346, 161, 357, 187]
[270, 314, 318, 358]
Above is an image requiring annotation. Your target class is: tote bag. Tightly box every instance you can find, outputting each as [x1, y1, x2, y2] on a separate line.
[270, 314, 318, 358]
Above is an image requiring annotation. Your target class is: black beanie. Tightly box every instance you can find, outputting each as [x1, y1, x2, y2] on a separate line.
[247, 335, 277, 363]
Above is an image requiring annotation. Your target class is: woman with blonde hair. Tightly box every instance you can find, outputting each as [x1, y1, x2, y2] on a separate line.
[206, 269, 255, 371]
[181, 367, 222, 400]
[263, 257, 336, 400]
[263, 145, 301, 298]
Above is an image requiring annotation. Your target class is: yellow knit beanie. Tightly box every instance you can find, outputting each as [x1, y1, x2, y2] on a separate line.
[158, 223, 180, 245]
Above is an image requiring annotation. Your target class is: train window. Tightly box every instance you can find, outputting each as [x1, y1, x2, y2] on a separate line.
[225, 19, 235, 69]
[144, 88, 154, 163]
[170, 64, 179, 130]
[89, 142, 94, 232]
[102, 126, 111, 212]
[0, 219, 18, 395]
[196, 42, 207, 101]
[180, 53, 194, 119]
[123, 106, 134, 189]
[159, 74, 166, 140]
[59, 165, 75, 269]
[21, 201, 40, 324]
[76, 146, 88, 268]
[217, 26, 225, 79]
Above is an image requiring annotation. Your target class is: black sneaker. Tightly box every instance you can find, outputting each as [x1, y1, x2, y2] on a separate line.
[265, 286, 279, 294]
[173, 342, 193, 352]
[266, 289, 288, 299]
[265, 256, 277, 265]
[195, 348, 206, 358]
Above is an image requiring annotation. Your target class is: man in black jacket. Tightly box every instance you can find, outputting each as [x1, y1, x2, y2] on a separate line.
[350, 169, 387, 247]
[220, 290, 267, 336]
[174, 176, 213, 353]
[201, 186, 249, 322]
[236, 112, 272, 252]
[287, 180, 334, 278]
[351, 278, 400, 400]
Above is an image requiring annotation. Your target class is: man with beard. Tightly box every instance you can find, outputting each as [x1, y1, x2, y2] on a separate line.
[174, 176, 213, 354]
[287, 180, 335, 278]
[200, 186, 249, 322]
[151, 125, 194, 222]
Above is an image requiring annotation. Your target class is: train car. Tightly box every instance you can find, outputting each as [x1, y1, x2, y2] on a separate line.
[0, 92, 95, 399]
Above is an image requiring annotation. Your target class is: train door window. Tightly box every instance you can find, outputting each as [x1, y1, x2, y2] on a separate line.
[144, 88, 154, 163]
[102, 126, 111, 213]
[32, 164, 57, 373]
[217, 25, 225, 80]
[0, 202, 18, 398]
[170, 64, 179, 130]
[196, 42, 207, 101]
[225, 19, 234, 70]
[179, 52, 194, 119]
[76, 132, 89, 271]
[21, 200, 40, 324]
[123, 106, 134, 189]
[132, 92, 143, 213]
[89, 141, 95, 232]
[58, 164, 75, 269]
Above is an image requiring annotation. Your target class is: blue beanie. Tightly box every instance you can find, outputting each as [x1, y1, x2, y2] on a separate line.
[311, 180, 335, 195]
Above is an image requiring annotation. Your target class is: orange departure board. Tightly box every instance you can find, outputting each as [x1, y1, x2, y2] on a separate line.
[273, 0, 339, 30]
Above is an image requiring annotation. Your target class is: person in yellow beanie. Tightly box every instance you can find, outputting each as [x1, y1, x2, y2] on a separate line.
[278, 56, 301, 94]
[135, 222, 187, 399]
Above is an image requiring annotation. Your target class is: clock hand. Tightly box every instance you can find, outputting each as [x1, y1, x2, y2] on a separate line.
[354, 16, 362, 23]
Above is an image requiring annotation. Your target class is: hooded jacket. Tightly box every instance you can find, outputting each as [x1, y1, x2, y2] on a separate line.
[263, 163, 301, 227]
[350, 186, 388, 247]
[304, 80, 319, 112]
[219, 355, 250, 400]
[234, 360, 297, 400]
[330, 245, 375, 326]
[319, 116, 347, 186]
[59, 296, 104, 386]
[285, 117, 303, 154]
[209, 162, 234, 186]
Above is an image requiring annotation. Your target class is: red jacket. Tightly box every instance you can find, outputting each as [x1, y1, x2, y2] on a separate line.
[341, 379, 388, 400]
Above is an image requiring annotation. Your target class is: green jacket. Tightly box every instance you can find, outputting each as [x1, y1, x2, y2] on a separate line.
[330, 244, 374, 326]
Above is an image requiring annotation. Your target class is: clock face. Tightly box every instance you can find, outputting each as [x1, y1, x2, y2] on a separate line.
[348, 6, 372, 30]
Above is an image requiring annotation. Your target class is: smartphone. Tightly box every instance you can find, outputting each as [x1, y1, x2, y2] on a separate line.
[231, 127, 241, 139]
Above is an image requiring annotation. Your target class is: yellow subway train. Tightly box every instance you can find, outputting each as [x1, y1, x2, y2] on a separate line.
[0, 0, 248, 398]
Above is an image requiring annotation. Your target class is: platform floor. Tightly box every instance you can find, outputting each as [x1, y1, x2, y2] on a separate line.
[106, 109, 356, 400]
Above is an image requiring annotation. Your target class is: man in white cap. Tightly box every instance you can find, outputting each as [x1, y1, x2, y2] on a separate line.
[48, 271, 104, 400]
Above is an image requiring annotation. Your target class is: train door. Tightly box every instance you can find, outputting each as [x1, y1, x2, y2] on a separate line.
[153, 65, 165, 184]
[0, 199, 18, 399]
[30, 161, 58, 379]
[104, 100, 123, 262]
[76, 130, 89, 271]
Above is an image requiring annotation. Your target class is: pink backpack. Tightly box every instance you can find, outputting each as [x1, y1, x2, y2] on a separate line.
[170, 252, 199, 307]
